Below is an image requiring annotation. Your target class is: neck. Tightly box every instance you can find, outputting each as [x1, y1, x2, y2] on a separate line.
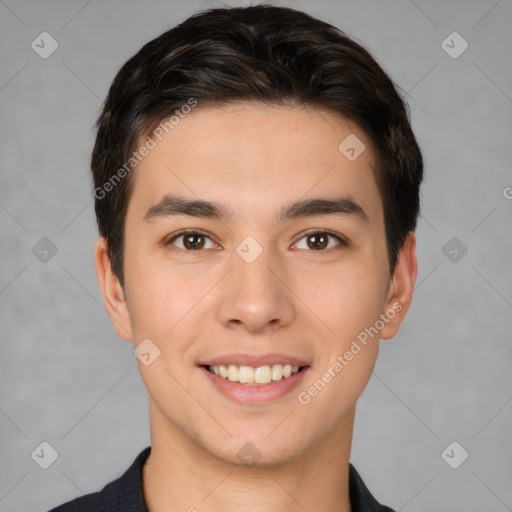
[142, 402, 354, 512]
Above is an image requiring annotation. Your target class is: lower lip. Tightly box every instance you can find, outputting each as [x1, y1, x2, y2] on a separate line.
[200, 366, 310, 405]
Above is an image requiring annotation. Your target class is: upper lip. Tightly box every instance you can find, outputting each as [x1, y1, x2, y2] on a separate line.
[199, 353, 311, 367]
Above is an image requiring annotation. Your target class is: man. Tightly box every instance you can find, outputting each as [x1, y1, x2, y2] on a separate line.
[50, 4, 422, 511]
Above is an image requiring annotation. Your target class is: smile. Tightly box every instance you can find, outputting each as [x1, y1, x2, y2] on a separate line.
[206, 364, 304, 385]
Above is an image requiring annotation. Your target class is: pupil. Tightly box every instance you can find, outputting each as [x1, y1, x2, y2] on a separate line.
[185, 234, 204, 250]
[308, 234, 327, 250]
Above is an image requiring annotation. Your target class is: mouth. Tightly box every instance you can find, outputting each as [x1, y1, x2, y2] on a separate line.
[202, 363, 309, 386]
[199, 356, 311, 405]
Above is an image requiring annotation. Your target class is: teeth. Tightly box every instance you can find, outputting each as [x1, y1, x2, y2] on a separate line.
[254, 365, 272, 384]
[238, 365, 254, 384]
[272, 365, 283, 381]
[227, 364, 238, 381]
[208, 364, 301, 385]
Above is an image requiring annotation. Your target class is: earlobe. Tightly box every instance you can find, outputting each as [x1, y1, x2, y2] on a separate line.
[94, 237, 133, 341]
[380, 232, 418, 340]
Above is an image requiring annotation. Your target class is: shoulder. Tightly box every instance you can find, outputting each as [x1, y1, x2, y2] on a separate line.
[349, 463, 396, 512]
[47, 488, 111, 512]
[47, 446, 151, 512]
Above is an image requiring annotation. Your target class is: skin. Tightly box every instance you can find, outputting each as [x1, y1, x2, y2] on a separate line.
[95, 102, 417, 512]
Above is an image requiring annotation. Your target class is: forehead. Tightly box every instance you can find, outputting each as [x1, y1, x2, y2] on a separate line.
[129, 103, 382, 223]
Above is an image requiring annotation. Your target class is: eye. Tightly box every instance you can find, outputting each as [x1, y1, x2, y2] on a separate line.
[293, 230, 347, 251]
[166, 230, 218, 251]
[165, 229, 347, 252]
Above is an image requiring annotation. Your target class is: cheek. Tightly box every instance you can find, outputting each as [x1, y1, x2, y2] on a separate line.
[323, 344, 379, 415]
[296, 263, 388, 343]
[123, 239, 198, 327]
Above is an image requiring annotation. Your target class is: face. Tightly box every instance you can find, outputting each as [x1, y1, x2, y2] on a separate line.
[96, 103, 416, 467]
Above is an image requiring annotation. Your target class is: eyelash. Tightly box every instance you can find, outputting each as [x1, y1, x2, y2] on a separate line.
[164, 229, 349, 252]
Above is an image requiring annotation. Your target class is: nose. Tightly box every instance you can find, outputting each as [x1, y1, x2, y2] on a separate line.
[215, 242, 296, 334]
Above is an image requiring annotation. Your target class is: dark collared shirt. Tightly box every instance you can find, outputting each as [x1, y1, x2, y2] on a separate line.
[48, 446, 395, 512]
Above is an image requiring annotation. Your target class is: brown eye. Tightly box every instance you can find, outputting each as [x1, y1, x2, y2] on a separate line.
[306, 233, 329, 250]
[183, 233, 205, 250]
[294, 231, 346, 251]
[167, 231, 216, 251]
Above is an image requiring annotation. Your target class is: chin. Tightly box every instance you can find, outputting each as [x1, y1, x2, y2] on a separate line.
[202, 433, 306, 469]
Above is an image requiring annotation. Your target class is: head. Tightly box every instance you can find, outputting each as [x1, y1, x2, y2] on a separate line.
[93, 5, 422, 467]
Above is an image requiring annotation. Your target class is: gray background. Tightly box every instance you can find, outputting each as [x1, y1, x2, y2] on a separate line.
[1, 0, 511, 510]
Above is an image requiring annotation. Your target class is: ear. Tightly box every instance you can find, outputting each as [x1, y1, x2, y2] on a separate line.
[380, 232, 418, 340]
[94, 237, 133, 341]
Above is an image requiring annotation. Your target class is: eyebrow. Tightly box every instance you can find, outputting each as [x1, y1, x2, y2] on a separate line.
[143, 195, 368, 224]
